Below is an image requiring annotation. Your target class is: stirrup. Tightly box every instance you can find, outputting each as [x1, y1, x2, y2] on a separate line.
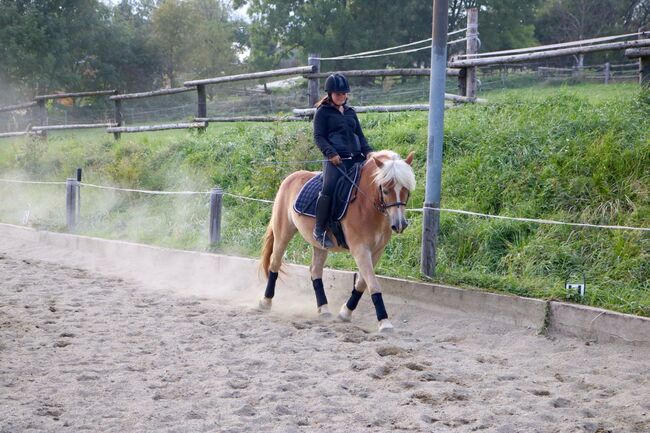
[313, 228, 334, 249]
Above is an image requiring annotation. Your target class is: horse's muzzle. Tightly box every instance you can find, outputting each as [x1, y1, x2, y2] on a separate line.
[391, 218, 409, 233]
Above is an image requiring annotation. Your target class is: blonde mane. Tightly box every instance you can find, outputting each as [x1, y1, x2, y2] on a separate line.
[371, 150, 416, 191]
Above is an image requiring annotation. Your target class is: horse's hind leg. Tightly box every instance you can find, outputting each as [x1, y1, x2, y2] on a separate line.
[260, 210, 297, 310]
[310, 246, 331, 316]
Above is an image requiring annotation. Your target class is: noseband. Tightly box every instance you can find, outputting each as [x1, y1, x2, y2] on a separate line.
[333, 163, 410, 215]
[378, 186, 409, 215]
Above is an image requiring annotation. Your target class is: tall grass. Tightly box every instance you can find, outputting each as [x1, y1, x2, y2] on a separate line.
[0, 83, 648, 316]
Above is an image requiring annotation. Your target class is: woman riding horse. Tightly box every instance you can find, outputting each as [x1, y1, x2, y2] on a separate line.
[259, 74, 416, 332]
[312, 73, 373, 249]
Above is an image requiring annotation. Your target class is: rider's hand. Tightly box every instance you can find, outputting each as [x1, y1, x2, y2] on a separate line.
[329, 155, 343, 166]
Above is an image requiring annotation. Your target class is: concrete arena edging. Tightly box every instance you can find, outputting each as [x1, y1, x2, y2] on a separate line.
[1, 223, 648, 346]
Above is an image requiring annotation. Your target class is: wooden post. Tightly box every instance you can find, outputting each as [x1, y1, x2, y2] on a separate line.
[113, 99, 122, 140]
[465, 8, 479, 99]
[604, 62, 611, 84]
[209, 187, 223, 245]
[308, 54, 321, 108]
[197, 85, 207, 132]
[36, 99, 47, 139]
[640, 27, 649, 86]
[76, 168, 82, 220]
[66, 178, 78, 230]
[457, 68, 467, 96]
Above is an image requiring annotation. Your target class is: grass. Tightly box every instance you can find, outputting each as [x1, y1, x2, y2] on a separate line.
[0, 81, 648, 317]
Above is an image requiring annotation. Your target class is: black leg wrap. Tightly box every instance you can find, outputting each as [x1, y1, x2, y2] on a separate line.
[264, 271, 278, 299]
[312, 278, 328, 307]
[371, 293, 388, 321]
[346, 289, 364, 311]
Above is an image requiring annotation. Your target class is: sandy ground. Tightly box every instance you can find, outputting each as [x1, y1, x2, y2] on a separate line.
[1, 238, 649, 433]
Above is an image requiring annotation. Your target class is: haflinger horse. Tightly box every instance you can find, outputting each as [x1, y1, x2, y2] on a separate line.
[259, 150, 416, 332]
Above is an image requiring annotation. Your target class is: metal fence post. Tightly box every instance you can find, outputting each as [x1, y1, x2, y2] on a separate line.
[66, 178, 78, 230]
[421, 0, 449, 277]
[209, 187, 223, 245]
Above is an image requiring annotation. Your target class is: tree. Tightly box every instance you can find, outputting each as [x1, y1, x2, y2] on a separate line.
[534, 0, 649, 66]
[149, 0, 195, 87]
[234, 0, 542, 71]
[149, 0, 244, 86]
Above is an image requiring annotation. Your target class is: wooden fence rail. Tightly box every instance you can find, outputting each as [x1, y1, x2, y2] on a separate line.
[109, 87, 194, 100]
[0, 101, 37, 113]
[34, 90, 117, 100]
[449, 39, 650, 68]
[2, 13, 648, 140]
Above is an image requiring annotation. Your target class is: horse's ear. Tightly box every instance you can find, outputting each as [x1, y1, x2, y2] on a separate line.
[373, 156, 384, 168]
[405, 151, 415, 166]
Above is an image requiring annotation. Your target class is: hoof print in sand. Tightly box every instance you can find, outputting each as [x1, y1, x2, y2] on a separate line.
[368, 363, 394, 379]
[375, 345, 403, 357]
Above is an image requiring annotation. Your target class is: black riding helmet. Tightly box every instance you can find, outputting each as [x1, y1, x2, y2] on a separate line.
[324, 73, 350, 93]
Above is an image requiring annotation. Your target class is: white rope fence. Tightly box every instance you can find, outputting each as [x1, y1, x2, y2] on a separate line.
[454, 31, 646, 58]
[0, 178, 66, 186]
[315, 28, 469, 61]
[79, 182, 209, 195]
[405, 207, 650, 232]
[1, 177, 648, 232]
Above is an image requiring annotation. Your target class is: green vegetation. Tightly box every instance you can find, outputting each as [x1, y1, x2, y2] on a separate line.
[0, 83, 648, 316]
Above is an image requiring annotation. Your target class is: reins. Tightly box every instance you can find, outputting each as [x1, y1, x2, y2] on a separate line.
[333, 160, 408, 215]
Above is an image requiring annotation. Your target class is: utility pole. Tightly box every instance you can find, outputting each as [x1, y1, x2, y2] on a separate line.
[421, 0, 449, 277]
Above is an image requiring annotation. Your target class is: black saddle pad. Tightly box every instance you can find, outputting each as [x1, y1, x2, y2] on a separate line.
[293, 163, 362, 221]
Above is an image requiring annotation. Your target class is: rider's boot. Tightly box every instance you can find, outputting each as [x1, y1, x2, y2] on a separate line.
[313, 193, 335, 249]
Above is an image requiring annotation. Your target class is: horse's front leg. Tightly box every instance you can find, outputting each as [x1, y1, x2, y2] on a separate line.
[349, 247, 393, 332]
[310, 246, 331, 316]
[338, 272, 367, 322]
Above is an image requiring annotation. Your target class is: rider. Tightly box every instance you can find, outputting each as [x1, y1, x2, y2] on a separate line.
[312, 73, 373, 248]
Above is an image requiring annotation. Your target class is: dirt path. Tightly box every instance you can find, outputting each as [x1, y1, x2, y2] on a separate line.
[1, 240, 648, 433]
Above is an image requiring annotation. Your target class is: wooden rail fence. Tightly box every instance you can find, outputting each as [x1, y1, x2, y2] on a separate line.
[1, 11, 648, 140]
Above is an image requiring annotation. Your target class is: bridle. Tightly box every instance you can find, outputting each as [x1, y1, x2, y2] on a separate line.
[334, 163, 410, 215]
[378, 185, 410, 214]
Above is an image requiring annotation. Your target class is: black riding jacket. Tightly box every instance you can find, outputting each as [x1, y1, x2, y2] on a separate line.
[313, 103, 373, 159]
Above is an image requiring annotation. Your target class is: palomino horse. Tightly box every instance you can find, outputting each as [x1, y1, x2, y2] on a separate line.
[259, 150, 416, 332]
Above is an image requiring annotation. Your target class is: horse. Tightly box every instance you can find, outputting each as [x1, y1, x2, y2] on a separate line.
[259, 150, 416, 332]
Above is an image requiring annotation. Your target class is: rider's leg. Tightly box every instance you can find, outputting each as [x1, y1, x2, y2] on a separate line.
[313, 161, 341, 248]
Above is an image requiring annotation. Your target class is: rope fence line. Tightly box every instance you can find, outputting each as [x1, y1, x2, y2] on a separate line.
[314, 28, 469, 61]
[223, 192, 275, 204]
[1, 177, 647, 232]
[79, 182, 210, 195]
[454, 31, 645, 58]
[406, 207, 650, 232]
[0, 178, 66, 186]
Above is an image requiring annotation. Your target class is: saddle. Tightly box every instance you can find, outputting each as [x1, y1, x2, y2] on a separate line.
[293, 162, 363, 249]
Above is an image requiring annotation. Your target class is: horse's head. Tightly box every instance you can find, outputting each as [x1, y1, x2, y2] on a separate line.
[371, 150, 416, 234]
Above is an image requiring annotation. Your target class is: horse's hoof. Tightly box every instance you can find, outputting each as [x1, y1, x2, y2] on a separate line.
[259, 297, 272, 310]
[318, 304, 332, 317]
[378, 319, 394, 333]
[338, 304, 352, 322]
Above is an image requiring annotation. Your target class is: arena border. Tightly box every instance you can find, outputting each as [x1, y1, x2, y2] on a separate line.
[1, 223, 648, 346]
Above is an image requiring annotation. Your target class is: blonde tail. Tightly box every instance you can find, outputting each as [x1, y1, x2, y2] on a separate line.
[260, 221, 274, 277]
